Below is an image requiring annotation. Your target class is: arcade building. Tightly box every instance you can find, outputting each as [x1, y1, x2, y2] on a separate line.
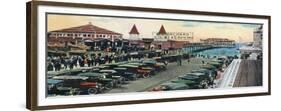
[126, 24, 194, 50]
[152, 25, 194, 49]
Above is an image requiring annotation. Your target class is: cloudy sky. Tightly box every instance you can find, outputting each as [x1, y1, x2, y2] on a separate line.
[47, 14, 261, 42]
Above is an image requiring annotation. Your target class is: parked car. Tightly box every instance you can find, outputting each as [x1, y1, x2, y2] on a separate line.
[113, 67, 138, 81]
[142, 60, 167, 71]
[170, 79, 197, 89]
[128, 62, 156, 75]
[99, 70, 126, 85]
[208, 61, 223, 68]
[178, 73, 210, 88]
[47, 79, 73, 96]
[191, 69, 216, 83]
[201, 64, 217, 71]
[152, 82, 189, 91]
[52, 75, 100, 95]
[102, 62, 123, 69]
[118, 64, 150, 78]
[77, 73, 115, 91]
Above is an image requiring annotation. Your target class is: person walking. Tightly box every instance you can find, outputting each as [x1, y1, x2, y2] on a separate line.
[69, 60, 74, 70]
[179, 55, 182, 66]
[177, 55, 182, 66]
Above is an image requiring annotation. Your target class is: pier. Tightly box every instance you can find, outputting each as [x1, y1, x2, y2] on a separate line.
[233, 60, 262, 87]
[218, 59, 262, 88]
[183, 43, 236, 53]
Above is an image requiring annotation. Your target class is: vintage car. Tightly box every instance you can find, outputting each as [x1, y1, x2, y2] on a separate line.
[211, 59, 224, 64]
[200, 64, 217, 71]
[170, 79, 197, 89]
[142, 60, 167, 71]
[208, 61, 223, 68]
[99, 70, 126, 85]
[118, 64, 150, 78]
[51, 76, 101, 95]
[92, 65, 110, 70]
[47, 79, 72, 96]
[178, 73, 211, 88]
[77, 72, 115, 90]
[161, 55, 178, 62]
[151, 82, 189, 91]
[113, 67, 138, 81]
[102, 62, 124, 69]
[191, 69, 216, 81]
[127, 62, 155, 75]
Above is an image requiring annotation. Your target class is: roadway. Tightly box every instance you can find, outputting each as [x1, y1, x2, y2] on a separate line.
[108, 58, 210, 93]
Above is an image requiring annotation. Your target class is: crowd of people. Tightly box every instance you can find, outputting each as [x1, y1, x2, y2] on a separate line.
[47, 51, 167, 72]
[47, 54, 117, 71]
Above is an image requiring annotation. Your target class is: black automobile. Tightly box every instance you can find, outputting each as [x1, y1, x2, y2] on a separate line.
[113, 67, 138, 81]
[51, 76, 101, 95]
[178, 73, 211, 89]
[152, 82, 190, 91]
[77, 73, 115, 91]
[99, 70, 126, 85]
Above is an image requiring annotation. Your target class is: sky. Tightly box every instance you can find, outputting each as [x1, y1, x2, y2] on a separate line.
[47, 14, 261, 43]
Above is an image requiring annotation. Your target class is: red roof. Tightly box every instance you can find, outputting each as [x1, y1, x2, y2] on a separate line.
[157, 25, 167, 35]
[129, 24, 140, 34]
[50, 22, 122, 35]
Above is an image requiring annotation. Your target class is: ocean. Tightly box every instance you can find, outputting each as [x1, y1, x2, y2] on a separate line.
[184, 44, 242, 57]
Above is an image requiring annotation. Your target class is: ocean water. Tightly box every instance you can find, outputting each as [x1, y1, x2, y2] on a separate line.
[185, 44, 241, 57]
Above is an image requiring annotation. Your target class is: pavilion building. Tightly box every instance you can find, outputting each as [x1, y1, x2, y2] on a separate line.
[48, 22, 122, 45]
[47, 22, 124, 52]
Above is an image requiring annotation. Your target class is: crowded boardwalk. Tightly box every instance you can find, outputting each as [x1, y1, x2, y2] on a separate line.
[46, 21, 263, 96]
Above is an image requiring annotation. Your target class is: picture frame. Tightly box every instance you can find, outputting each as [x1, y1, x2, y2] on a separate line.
[26, 1, 271, 110]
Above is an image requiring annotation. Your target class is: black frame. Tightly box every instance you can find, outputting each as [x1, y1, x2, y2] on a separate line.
[26, 1, 271, 110]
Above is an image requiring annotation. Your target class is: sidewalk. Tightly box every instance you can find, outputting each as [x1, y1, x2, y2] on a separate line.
[217, 59, 241, 88]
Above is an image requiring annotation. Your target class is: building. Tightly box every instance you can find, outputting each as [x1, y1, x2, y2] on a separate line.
[253, 25, 263, 49]
[153, 25, 192, 49]
[48, 22, 123, 45]
[127, 24, 144, 47]
[153, 25, 194, 42]
[129, 24, 140, 40]
[239, 25, 263, 59]
[200, 38, 235, 47]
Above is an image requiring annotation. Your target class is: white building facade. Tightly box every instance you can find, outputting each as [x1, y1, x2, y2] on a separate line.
[153, 25, 194, 42]
[253, 25, 263, 49]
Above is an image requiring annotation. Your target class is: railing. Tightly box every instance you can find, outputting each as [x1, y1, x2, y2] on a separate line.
[183, 44, 235, 53]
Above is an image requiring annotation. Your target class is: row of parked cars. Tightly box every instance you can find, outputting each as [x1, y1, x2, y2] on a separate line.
[47, 59, 167, 96]
[151, 59, 226, 91]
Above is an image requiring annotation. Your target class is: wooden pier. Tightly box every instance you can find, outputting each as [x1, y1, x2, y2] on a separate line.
[183, 43, 235, 53]
[233, 60, 263, 87]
